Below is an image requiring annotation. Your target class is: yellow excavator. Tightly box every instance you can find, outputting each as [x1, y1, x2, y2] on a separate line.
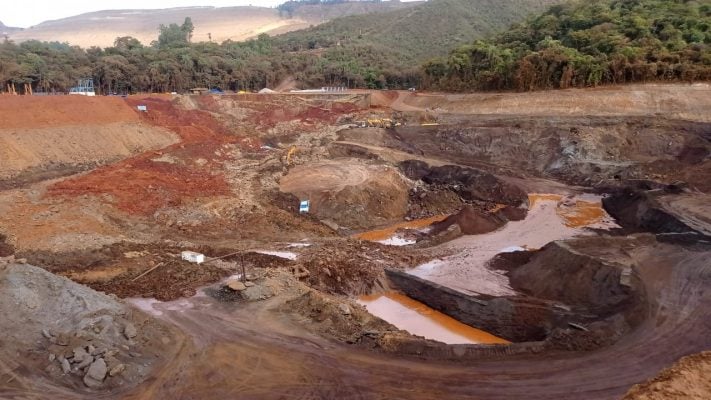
[357, 118, 400, 129]
[282, 145, 298, 167]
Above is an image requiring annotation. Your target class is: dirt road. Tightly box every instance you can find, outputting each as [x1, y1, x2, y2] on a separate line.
[6, 238, 706, 400]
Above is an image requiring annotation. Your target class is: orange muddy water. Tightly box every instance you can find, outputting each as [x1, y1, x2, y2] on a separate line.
[354, 215, 448, 241]
[358, 292, 509, 345]
[529, 193, 610, 228]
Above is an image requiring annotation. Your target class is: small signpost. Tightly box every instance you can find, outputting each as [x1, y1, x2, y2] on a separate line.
[137, 105, 147, 112]
[299, 200, 310, 213]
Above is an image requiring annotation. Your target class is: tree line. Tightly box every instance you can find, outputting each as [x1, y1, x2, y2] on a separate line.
[422, 0, 711, 91]
[0, 16, 417, 95]
[1, 0, 709, 95]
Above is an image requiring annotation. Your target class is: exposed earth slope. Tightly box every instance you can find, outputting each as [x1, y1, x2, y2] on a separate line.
[0, 83, 708, 399]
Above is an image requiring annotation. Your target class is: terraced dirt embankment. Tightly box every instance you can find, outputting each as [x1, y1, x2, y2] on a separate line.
[0, 96, 178, 189]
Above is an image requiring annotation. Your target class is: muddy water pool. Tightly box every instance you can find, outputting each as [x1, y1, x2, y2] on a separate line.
[409, 193, 619, 296]
[358, 291, 509, 345]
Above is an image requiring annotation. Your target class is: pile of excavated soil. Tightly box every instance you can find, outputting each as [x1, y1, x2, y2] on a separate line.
[399, 160, 529, 208]
[0, 263, 180, 392]
[0, 123, 178, 183]
[293, 239, 429, 296]
[430, 205, 508, 236]
[280, 160, 410, 230]
[624, 351, 711, 400]
[282, 289, 398, 344]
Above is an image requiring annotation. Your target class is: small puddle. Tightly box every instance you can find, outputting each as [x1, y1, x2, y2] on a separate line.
[529, 193, 614, 229]
[354, 215, 447, 243]
[358, 292, 509, 345]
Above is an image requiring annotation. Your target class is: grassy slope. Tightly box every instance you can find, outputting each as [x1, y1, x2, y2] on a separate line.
[276, 0, 563, 63]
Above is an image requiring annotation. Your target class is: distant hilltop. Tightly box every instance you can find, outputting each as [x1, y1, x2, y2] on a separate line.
[4, 1, 419, 48]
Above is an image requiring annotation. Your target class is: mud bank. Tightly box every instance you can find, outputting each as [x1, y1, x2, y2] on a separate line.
[603, 186, 711, 243]
[389, 235, 648, 349]
[386, 269, 562, 343]
[358, 292, 509, 345]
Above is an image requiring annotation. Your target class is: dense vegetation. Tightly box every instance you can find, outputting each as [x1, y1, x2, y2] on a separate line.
[0, 0, 559, 94]
[423, 0, 711, 91]
[276, 0, 560, 64]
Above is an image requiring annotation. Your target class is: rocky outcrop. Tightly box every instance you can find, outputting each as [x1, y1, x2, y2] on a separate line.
[0, 263, 180, 392]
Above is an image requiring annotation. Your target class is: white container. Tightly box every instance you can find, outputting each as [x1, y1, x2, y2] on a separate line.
[181, 251, 205, 264]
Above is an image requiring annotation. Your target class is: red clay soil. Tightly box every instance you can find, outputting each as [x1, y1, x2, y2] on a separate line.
[0, 95, 139, 129]
[46, 97, 240, 215]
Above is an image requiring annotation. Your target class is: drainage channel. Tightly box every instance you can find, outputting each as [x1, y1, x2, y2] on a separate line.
[358, 291, 509, 345]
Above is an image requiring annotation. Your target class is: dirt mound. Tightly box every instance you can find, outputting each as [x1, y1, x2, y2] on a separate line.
[294, 240, 427, 296]
[431, 205, 507, 235]
[603, 187, 711, 242]
[280, 161, 410, 229]
[0, 123, 178, 183]
[623, 351, 711, 400]
[0, 263, 180, 393]
[282, 289, 397, 344]
[400, 160, 529, 207]
[510, 240, 642, 316]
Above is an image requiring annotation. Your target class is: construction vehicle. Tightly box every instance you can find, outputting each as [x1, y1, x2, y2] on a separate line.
[356, 118, 401, 129]
[281, 145, 298, 167]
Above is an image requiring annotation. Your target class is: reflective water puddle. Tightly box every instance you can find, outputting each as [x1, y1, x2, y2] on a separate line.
[354, 215, 447, 243]
[358, 292, 509, 345]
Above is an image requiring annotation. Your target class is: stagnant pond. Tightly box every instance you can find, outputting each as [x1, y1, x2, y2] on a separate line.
[358, 291, 509, 345]
[356, 193, 619, 342]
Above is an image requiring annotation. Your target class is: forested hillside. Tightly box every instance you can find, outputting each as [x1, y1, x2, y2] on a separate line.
[0, 0, 560, 94]
[275, 0, 562, 63]
[423, 0, 711, 91]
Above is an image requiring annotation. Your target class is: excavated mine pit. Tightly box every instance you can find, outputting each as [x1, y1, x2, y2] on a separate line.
[2, 88, 711, 399]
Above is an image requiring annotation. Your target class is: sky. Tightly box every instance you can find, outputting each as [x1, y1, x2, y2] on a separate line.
[2, 1, 291, 28]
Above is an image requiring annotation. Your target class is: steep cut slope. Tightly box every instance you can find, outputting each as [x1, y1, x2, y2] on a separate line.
[7, 2, 417, 48]
[276, 0, 563, 63]
[0, 96, 177, 187]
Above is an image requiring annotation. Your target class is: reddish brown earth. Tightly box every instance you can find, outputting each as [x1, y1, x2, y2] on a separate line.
[46, 97, 239, 215]
[0, 86, 709, 399]
[0, 96, 140, 128]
